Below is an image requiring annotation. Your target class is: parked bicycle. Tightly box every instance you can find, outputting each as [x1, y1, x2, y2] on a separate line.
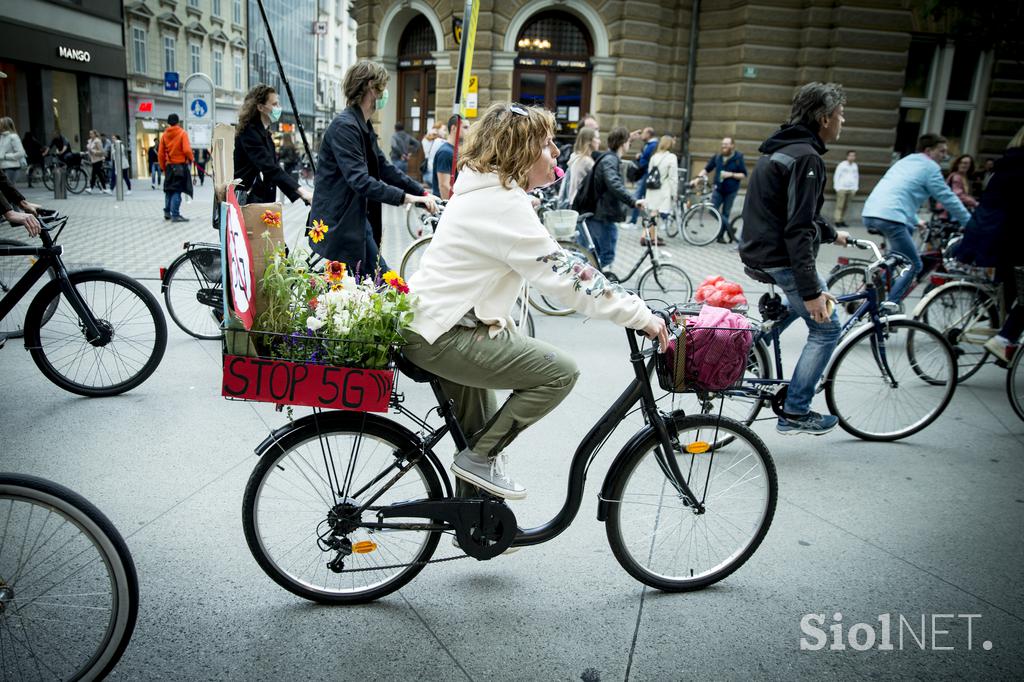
[0, 210, 167, 396]
[39, 154, 88, 195]
[160, 241, 224, 340]
[667, 176, 722, 246]
[0, 472, 139, 680]
[241, 316, 777, 604]
[680, 239, 958, 441]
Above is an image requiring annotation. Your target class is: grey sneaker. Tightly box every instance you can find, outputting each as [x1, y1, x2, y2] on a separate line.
[451, 449, 526, 500]
[776, 410, 839, 436]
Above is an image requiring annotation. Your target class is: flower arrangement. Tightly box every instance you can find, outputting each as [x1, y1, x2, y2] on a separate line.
[255, 236, 414, 370]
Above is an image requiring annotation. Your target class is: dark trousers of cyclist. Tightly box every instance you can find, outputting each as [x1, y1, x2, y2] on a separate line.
[766, 269, 841, 416]
[862, 216, 922, 303]
[403, 323, 579, 458]
[196, 163, 206, 186]
[89, 161, 107, 190]
[713, 188, 738, 242]
[584, 219, 618, 269]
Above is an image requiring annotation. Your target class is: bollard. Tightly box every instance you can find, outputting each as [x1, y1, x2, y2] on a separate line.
[113, 140, 125, 202]
[52, 165, 67, 200]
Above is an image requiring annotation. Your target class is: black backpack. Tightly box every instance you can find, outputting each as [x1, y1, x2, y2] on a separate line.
[572, 152, 610, 213]
[646, 164, 662, 190]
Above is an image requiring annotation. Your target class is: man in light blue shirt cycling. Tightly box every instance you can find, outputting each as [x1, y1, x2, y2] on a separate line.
[861, 133, 971, 303]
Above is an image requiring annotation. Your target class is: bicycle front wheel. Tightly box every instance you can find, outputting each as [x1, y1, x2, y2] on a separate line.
[242, 414, 444, 605]
[405, 204, 432, 239]
[826, 265, 871, 326]
[24, 271, 168, 397]
[605, 413, 777, 591]
[914, 281, 998, 382]
[681, 205, 721, 246]
[1008, 348, 1024, 422]
[637, 263, 693, 306]
[41, 167, 55, 191]
[399, 235, 432, 281]
[825, 319, 957, 441]
[163, 248, 224, 340]
[0, 473, 139, 681]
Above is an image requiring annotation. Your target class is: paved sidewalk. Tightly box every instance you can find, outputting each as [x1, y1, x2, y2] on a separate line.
[1, 186, 1022, 680]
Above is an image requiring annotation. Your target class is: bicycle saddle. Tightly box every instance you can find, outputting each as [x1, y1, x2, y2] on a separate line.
[395, 352, 437, 384]
[743, 266, 777, 285]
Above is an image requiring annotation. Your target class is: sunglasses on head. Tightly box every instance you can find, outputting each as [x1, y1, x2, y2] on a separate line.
[507, 104, 529, 117]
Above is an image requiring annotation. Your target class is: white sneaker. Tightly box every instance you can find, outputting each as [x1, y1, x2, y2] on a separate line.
[983, 335, 1015, 363]
[85, 187, 92, 194]
[126, 189, 132, 195]
[102, 188, 111, 194]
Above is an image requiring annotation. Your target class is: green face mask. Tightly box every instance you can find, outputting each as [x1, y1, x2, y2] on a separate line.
[375, 88, 390, 111]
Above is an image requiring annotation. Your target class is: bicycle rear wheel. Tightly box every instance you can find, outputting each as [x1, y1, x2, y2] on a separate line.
[242, 413, 444, 605]
[637, 263, 693, 306]
[605, 413, 777, 591]
[826, 265, 872, 326]
[41, 167, 55, 191]
[914, 281, 998, 382]
[163, 247, 224, 340]
[399, 235, 431, 281]
[681, 205, 721, 246]
[825, 319, 956, 441]
[0, 473, 139, 681]
[24, 271, 168, 397]
[66, 167, 87, 194]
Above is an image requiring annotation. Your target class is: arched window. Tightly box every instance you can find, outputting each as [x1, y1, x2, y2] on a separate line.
[512, 11, 593, 143]
[397, 15, 437, 180]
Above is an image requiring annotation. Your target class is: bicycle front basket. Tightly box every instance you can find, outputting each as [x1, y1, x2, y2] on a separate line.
[655, 328, 687, 393]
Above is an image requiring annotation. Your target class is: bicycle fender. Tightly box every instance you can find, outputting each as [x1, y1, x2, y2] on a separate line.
[253, 411, 454, 498]
[820, 314, 910, 381]
[596, 422, 661, 523]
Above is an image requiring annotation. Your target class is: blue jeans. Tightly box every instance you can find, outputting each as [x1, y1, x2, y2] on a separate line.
[394, 158, 408, 174]
[863, 216, 922, 303]
[150, 162, 162, 185]
[712, 189, 738, 240]
[164, 191, 182, 218]
[584, 219, 619, 269]
[629, 175, 648, 223]
[765, 267, 841, 416]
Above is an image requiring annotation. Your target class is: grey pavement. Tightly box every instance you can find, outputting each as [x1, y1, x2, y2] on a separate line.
[1, 186, 1022, 680]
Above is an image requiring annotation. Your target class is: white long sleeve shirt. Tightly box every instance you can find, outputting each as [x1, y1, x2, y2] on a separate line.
[408, 168, 653, 343]
[833, 160, 859, 192]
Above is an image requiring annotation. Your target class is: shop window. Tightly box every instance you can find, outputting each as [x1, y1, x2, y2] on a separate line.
[213, 49, 223, 86]
[895, 38, 990, 158]
[164, 36, 177, 73]
[132, 27, 148, 73]
[512, 11, 593, 144]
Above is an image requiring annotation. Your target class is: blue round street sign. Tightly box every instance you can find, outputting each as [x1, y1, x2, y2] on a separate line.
[190, 98, 208, 118]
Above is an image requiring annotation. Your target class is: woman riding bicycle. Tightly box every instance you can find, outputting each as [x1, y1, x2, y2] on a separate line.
[403, 102, 667, 500]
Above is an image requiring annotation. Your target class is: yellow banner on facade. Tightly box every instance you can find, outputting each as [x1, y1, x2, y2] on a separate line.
[465, 75, 479, 118]
[453, 0, 480, 118]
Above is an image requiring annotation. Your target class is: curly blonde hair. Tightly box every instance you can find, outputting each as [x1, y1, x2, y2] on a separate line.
[458, 103, 556, 189]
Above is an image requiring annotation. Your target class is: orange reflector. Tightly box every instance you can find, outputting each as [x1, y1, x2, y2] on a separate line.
[352, 540, 377, 554]
[685, 441, 710, 454]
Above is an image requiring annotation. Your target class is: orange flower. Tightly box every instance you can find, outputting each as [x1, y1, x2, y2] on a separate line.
[383, 271, 409, 294]
[325, 260, 346, 283]
[310, 219, 329, 243]
[261, 210, 282, 227]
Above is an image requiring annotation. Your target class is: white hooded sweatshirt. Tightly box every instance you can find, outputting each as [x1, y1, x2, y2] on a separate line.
[408, 168, 653, 344]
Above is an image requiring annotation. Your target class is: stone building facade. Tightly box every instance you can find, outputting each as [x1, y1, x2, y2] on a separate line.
[351, 0, 1023, 198]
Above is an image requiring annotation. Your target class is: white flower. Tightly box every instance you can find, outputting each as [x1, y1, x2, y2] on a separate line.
[306, 316, 324, 332]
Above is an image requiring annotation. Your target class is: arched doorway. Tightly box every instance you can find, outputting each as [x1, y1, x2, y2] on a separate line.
[397, 15, 436, 181]
[512, 10, 593, 144]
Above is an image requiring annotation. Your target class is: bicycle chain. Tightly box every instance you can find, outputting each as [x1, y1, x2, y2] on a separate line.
[333, 541, 473, 573]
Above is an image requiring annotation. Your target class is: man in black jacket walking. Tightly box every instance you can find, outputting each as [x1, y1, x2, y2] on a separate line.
[310, 61, 436, 273]
[739, 82, 849, 436]
[587, 126, 645, 279]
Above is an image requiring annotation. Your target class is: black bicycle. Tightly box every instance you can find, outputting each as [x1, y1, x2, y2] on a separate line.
[241, 319, 777, 604]
[680, 239, 958, 441]
[160, 241, 224, 340]
[0, 472, 139, 681]
[0, 211, 167, 396]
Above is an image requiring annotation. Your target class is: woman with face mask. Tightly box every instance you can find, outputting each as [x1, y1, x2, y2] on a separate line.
[309, 60, 437, 273]
[233, 84, 313, 205]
